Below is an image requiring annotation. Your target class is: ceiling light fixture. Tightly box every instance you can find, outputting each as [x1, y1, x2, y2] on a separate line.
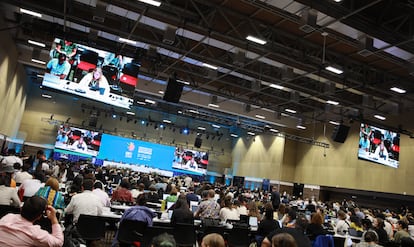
[325, 65, 344, 74]
[269, 84, 284, 90]
[255, 114, 266, 119]
[126, 111, 135, 115]
[329, 121, 340, 125]
[326, 100, 339, 105]
[20, 8, 42, 18]
[118, 37, 137, 45]
[135, 101, 146, 105]
[246, 35, 267, 45]
[163, 119, 171, 123]
[247, 132, 256, 136]
[285, 108, 297, 114]
[202, 63, 218, 70]
[31, 58, 46, 65]
[197, 126, 206, 131]
[269, 128, 279, 133]
[137, 0, 162, 7]
[208, 103, 219, 108]
[41, 94, 52, 98]
[158, 90, 164, 94]
[230, 133, 239, 138]
[374, 114, 386, 121]
[188, 109, 199, 114]
[28, 40, 46, 47]
[176, 79, 190, 85]
[212, 124, 221, 129]
[390, 87, 406, 94]
[144, 99, 156, 104]
[297, 125, 307, 129]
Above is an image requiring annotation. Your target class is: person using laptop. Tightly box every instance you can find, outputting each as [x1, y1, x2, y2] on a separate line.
[171, 198, 194, 225]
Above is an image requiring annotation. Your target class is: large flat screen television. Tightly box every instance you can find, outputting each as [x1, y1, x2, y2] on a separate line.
[97, 134, 176, 170]
[358, 123, 400, 168]
[41, 38, 140, 109]
[54, 124, 102, 156]
[172, 147, 208, 175]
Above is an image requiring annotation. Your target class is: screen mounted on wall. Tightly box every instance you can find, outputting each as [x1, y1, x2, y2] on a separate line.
[41, 38, 140, 109]
[54, 124, 102, 156]
[172, 147, 208, 175]
[358, 123, 400, 168]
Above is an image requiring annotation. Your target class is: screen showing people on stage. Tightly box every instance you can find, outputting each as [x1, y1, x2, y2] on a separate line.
[358, 123, 400, 168]
[172, 147, 208, 175]
[54, 125, 102, 156]
[41, 37, 138, 109]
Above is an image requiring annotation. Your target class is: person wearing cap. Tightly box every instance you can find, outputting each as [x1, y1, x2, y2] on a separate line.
[0, 164, 20, 207]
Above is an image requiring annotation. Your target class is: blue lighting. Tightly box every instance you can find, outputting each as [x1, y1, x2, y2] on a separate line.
[183, 128, 189, 135]
[160, 124, 165, 129]
[141, 120, 145, 125]
[112, 114, 117, 119]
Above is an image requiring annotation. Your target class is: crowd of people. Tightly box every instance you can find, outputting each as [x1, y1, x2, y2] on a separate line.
[0, 149, 413, 247]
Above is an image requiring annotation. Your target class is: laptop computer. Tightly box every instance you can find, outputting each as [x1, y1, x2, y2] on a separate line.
[249, 216, 258, 228]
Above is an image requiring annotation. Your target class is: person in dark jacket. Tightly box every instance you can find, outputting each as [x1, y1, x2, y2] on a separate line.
[171, 198, 194, 225]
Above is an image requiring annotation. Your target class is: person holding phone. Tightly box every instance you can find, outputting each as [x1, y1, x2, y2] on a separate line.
[0, 196, 64, 247]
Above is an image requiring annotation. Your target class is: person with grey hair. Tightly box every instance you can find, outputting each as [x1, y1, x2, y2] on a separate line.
[152, 233, 176, 247]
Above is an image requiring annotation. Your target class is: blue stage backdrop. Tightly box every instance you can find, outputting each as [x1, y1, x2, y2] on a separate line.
[97, 134, 176, 171]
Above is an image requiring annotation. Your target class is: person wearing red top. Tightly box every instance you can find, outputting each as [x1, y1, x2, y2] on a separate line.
[111, 180, 134, 204]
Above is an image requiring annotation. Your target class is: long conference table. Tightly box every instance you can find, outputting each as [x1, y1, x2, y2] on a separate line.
[101, 205, 258, 231]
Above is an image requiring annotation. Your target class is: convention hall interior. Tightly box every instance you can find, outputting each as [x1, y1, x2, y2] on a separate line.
[1, 0, 414, 209]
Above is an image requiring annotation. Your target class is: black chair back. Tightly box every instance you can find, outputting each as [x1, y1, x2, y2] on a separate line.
[227, 226, 251, 247]
[117, 219, 148, 245]
[77, 214, 106, 240]
[0, 205, 20, 219]
[174, 223, 197, 247]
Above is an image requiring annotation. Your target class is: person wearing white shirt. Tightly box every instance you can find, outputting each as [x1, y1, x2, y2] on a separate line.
[65, 179, 103, 223]
[1, 149, 23, 167]
[335, 210, 350, 235]
[14, 163, 33, 185]
[92, 181, 110, 207]
[18, 174, 43, 201]
[219, 196, 240, 222]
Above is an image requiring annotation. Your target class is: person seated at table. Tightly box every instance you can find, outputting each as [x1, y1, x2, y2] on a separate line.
[166, 188, 179, 203]
[393, 220, 410, 244]
[372, 217, 389, 246]
[131, 182, 145, 199]
[171, 198, 194, 225]
[46, 53, 71, 80]
[201, 233, 225, 247]
[92, 181, 111, 207]
[18, 170, 44, 203]
[0, 196, 64, 247]
[111, 180, 134, 205]
[77, 67, 110, 96]
[335, 210, 350, 235]
[306, 212, 328, 241]
[147, 185, 160, 203]
[219, 195, 239, 222]
[35, 177, 66, 210]
[356, 230, 381, 247]
[0, 164, 20, 207]
[195, 189, 220, 220]
[248, 200, 262, 220]
[262, 213, 311, 247]
[112, 193, 156, 247]
[65, 178, 103, 223]
[257, 203, 280, 245]
[272, 233, 297, 247]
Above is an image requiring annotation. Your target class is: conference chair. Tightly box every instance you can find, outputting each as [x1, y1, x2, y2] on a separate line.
[173, 223, 197, 247]
[312, 235, 334, 247]
[76, 214, 106, 243]
[117, 219, 148, 247]
[227, 226, 251, 247]
[0, 205, 20, 219]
